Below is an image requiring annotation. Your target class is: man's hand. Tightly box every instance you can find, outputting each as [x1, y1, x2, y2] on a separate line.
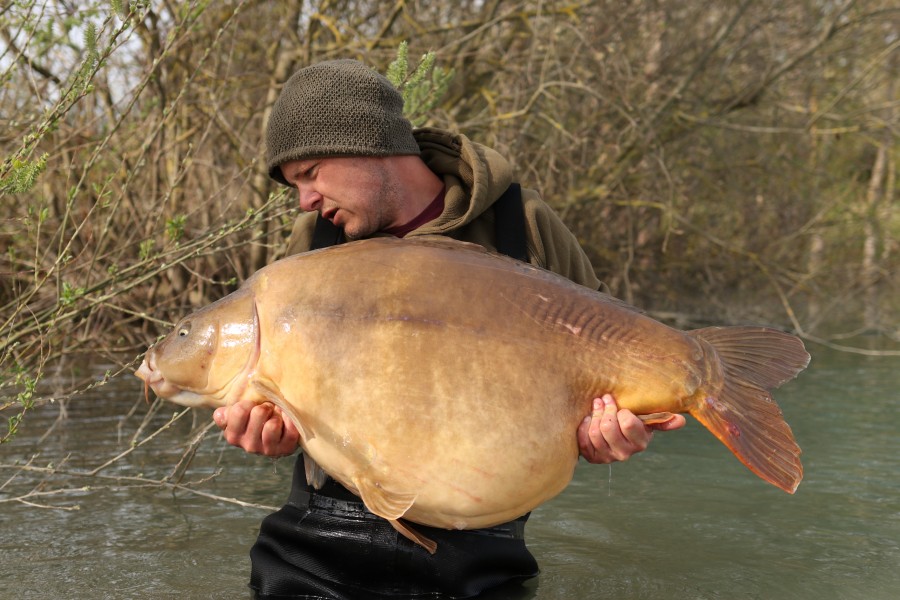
[577, 393, 686, 464]
[213, 400, 300, 457]
[215, 394, 683, 462]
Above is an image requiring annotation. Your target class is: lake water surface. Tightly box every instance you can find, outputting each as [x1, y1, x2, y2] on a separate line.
[1, 344, 898, 599]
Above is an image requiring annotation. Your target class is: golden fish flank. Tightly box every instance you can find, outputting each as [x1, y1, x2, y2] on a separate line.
[136, 236, 808, 554]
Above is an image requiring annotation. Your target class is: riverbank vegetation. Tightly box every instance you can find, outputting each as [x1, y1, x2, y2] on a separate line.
[2, 1, 898, 441]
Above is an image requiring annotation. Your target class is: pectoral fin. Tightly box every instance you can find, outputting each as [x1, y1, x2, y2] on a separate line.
[352, 475, 436, 554]
[303, 453, 327, 489]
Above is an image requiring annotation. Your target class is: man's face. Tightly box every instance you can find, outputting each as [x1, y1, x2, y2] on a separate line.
[280, 156, 403, 240]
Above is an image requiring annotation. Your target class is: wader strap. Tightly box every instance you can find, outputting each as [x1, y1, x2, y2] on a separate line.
[310, 214, 345, 250]
[492, 182, 528, 262]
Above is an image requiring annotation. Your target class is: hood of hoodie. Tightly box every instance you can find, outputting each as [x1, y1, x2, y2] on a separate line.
[408, 127, 513, 236]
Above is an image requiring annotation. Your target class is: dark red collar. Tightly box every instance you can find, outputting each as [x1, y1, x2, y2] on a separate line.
[381, 186, 446, 238]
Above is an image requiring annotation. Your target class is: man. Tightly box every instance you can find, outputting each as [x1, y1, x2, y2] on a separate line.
[214, 59, 685, 599]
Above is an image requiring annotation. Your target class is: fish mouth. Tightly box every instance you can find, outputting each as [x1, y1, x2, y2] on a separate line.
[134, 292, 261, 408]
[135, 353, 160, 387]
[134, 352, 180, 400]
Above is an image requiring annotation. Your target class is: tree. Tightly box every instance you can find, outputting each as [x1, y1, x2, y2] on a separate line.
[2, 0, 898, 442]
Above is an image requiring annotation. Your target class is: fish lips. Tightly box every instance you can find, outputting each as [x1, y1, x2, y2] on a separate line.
[135, 352, 175, 398]
[134, 351, 196, 404]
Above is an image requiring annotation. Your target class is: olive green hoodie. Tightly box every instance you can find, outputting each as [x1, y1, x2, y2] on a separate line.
[285, 127, 601, 290]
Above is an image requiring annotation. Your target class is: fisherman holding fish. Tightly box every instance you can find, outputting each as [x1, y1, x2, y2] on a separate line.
[213, 59, 685, 599]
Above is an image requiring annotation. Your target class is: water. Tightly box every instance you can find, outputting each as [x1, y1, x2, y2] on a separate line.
[1, 345, 898, 599]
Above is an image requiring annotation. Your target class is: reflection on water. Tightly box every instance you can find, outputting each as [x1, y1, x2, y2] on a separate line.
[1, 346, 898, 599]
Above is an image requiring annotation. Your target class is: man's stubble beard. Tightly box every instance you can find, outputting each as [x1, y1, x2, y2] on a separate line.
[344, 162, 403, 241]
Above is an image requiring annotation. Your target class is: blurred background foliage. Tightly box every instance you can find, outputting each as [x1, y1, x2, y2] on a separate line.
[1, 0, 898, 437]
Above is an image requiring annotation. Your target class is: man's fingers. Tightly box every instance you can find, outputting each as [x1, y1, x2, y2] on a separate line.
[212, 401, 298, 457]
[580, 394, 686, 465]
[618, 409, 652, 452]
[219, 401, 252, 445]
[594, 395, 628, 457]
[218, 401, 267, 452]
[261, 415, 286, 451]
[255, 404, 300, 456]
[579, 410, 609, 463]
[242, 403, 275, 452]
[578, 396, 615, 463]
[213, 407, 227, 429]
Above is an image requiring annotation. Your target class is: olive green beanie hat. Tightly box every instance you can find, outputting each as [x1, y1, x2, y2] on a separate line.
[265, 59, 420, 186]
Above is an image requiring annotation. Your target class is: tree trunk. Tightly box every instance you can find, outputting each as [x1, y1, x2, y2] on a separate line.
[862, 143, 886, 331]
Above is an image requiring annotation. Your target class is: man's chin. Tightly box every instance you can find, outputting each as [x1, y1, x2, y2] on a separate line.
[342, 224, 368, 241]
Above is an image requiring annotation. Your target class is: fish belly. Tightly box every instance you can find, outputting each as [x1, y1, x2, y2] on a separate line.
[253, 239, 701, 528]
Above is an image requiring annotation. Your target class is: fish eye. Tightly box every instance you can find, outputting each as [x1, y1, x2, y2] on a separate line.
[178, 322, 191, 337]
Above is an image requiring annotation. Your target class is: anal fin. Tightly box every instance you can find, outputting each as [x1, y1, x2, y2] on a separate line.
[638, 412, 676, 425]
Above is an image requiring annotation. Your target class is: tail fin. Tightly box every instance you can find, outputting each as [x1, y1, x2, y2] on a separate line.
[686, 326, 809, 494]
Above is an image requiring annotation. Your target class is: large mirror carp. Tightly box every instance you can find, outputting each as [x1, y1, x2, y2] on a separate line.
[136, 237, 808, 553]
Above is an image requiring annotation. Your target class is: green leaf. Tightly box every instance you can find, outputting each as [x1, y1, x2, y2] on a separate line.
[0, 153, 49, 195]
[385, 43, 454, 127]
[166, 214, 188, 243]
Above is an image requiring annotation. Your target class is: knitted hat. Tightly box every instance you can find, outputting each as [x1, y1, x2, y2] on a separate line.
[265, 59, 420, 186]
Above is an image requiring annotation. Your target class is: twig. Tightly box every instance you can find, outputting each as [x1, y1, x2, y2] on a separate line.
[16, 499, 82, 511]
[166, 420, 218, 484]
[0, 452, 37, 493]
[0, 462, 278, 512]
[89, 406, 192, 476]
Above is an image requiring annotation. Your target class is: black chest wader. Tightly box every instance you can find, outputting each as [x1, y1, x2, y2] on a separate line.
[249, 184, 538, 599]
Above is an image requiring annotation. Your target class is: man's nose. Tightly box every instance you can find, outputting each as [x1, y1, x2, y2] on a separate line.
[297, 186, 323, 212]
